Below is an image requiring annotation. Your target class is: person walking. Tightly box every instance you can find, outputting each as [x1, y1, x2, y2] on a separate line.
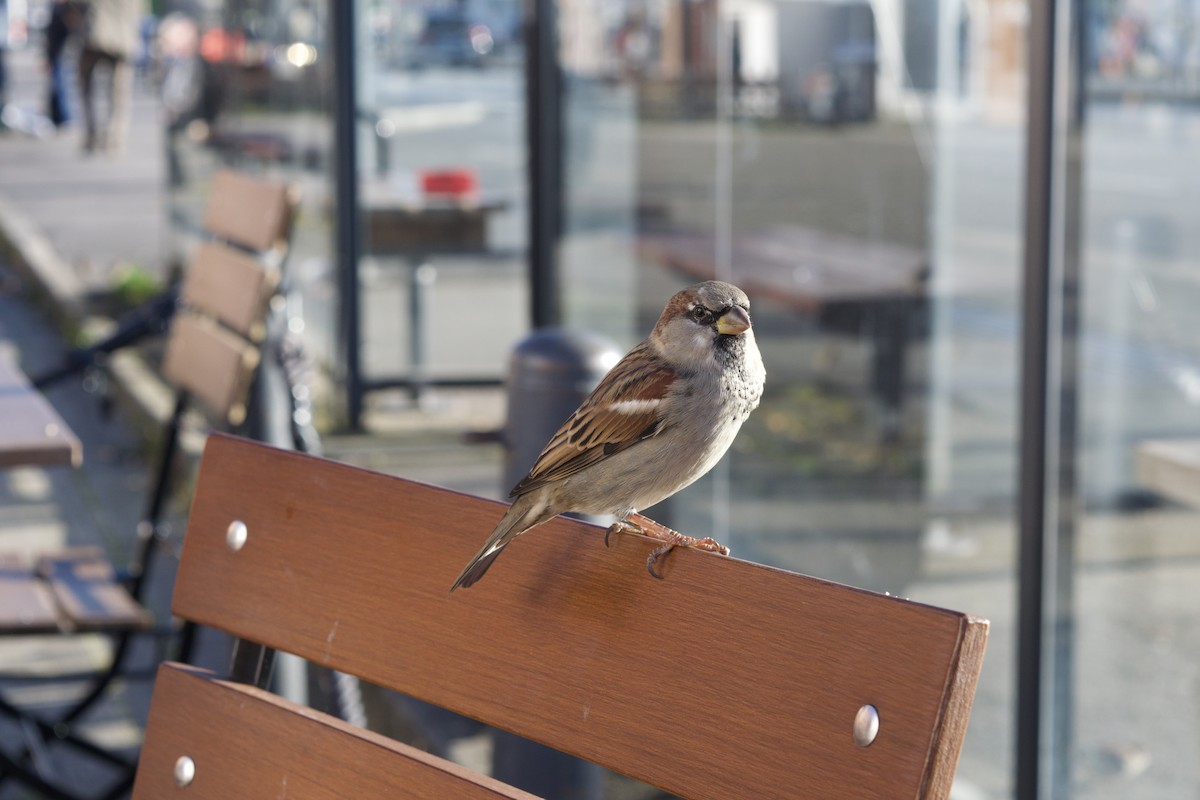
[45, 0, 80, 128]
[77, 0, 142, 152]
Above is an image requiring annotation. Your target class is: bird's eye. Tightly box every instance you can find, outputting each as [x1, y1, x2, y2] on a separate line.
[690, 306, 710, 323]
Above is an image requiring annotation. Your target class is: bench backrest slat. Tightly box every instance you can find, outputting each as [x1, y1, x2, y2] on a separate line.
[163, 434, 987, 800]
[201, 169, 296, 253]
[161, 314, 259, 426]
[178, 242, 279, 340]
[136, 663, 538, 799]
[160, 170, 294, 425]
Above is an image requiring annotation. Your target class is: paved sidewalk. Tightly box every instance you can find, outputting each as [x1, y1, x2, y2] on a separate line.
[1, 45, 168, 292]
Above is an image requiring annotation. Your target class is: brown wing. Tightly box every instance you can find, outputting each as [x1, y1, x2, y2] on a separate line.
[510, 340, 677, 497]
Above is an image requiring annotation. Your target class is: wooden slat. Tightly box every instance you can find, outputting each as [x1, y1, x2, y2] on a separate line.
[180, 242, 278, 339]
[0, 357, 82, 469]
[38, 548, 151, 630]
[176, 434, 989, 800]
[1136, 438, 1200, 509]
[201, 170, 294, 253]
[133, 663, 537, 800]
[161, 313, 260, 426]
[0, 554, 61, 633]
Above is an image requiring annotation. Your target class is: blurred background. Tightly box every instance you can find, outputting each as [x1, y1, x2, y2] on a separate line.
[2, 0, 1200, 797]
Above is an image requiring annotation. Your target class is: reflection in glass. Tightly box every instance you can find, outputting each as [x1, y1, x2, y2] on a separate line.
[559, 0, 1025, 795]
[1065, 0, 1200, 795]
[163, 0, 337, 372]
[353, 2, 527, 406]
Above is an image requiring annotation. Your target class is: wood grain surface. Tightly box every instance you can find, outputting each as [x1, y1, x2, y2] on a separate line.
[133, 663, 537, 800]
[0, 554, 60, 632]
[161, 314, 259, 425]
[1136, 438, 1200, 509]
[0, 356, 82, 469]
[172, 434, 988, 800]
[38, 548, 151, 630]
[201, 170, 295, 253]
[180, 242, 279, 339]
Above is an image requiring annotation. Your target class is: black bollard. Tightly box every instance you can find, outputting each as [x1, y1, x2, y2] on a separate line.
[503, 327, 620, 485]
[492, 327, 619, 799]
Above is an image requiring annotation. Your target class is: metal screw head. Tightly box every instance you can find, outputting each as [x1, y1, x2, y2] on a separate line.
[174, 755, 196, 787]
[854, 704, 880, 747]
[226, 520, 248, 551]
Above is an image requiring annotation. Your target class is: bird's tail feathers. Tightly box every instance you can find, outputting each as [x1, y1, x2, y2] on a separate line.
[449, 496, 553, 591]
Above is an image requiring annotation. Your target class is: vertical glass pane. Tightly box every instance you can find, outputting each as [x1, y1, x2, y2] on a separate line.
[1067, 0, 1200, 794]
[163, 0, 338, 367]
[558, 0, 1027, 795]
[354, 1, 527, 407]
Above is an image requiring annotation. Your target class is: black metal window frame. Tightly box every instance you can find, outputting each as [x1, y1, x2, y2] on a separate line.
[1019, 0, 1086, 796]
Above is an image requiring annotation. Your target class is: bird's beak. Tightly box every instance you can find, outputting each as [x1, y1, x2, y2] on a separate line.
[716, 306, 751, 335]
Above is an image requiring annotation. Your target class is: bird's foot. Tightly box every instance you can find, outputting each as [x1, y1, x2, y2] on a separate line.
[627, 513, 730, 580]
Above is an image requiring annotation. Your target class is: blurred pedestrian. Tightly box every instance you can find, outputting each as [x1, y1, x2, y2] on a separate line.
[0, 0, 9, 127]
[45, 0, 81, 128]
[77, 0, 143, 152]
[159, 13, 221, 186]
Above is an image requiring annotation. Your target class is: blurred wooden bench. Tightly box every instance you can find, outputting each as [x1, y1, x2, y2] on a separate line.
[0, 170, 297, 800]
[0, 356, 82, 469]
[1136, 437, 1200, 510]
[0, 169, 294, 637]
[132, 433, 988, 799]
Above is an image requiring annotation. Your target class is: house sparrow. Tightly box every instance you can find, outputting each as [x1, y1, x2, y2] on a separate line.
[450, 281, 765, 591]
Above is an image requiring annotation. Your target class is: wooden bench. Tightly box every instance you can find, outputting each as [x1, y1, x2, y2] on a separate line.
[0, 356, 82, 469]
[0, 169, 294, 637]
[0, 170, 297, 800]
[1137, 437, 1200, 510]
[132, 433, 988, 799]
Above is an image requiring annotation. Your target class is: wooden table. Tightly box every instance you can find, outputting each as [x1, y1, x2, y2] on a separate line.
[1136, 438, 1200, 509]
[0, 356, 82, 469]
[638, 225, 926, 314]
[357, 196, 511, 402]
[638, 225, 927, 436]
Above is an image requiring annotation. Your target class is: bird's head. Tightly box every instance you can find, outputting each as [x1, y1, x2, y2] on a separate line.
[651, 281, 755, 369]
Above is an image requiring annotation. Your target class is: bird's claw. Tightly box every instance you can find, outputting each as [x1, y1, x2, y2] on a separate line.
[646, 543, 674, 579]
[604, 520, 641, 548]
[644, 538, 729, 579]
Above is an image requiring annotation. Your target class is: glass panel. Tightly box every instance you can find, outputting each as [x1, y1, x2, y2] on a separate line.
[1065, 0, 1200, 795]
[163, 0, 338, 368]
[559, 0, 1027, 795]
[353, 1, 527, 407]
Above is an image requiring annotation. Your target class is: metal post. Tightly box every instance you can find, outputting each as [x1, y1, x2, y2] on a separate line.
[408, 262, 436, 401]
[524, 0, 563, 328]
[1017, 0, 1086, 795]
[333, 0, 364, 428]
